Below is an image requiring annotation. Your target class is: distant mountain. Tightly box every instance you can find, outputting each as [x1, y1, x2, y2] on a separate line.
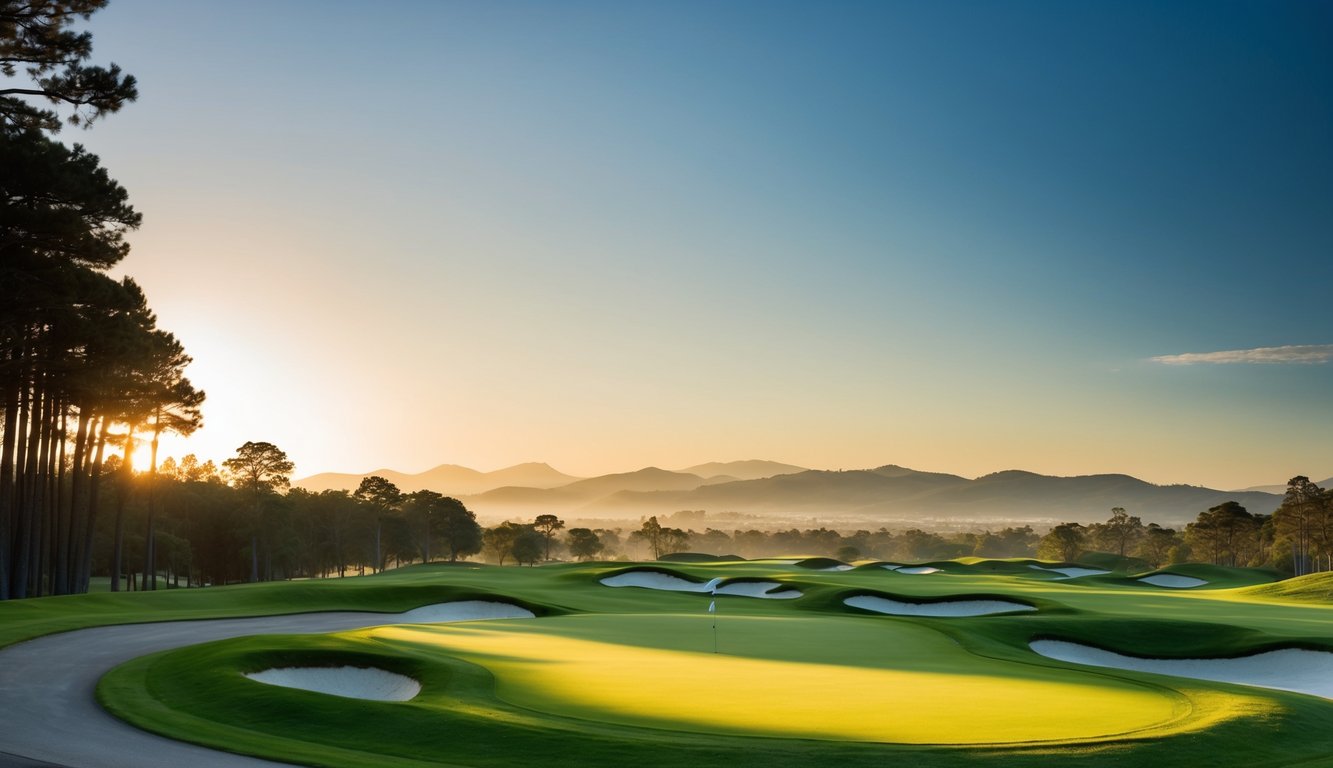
[467, 467, 711, 515]
[876, 470, 1283, 524]
[679, 460, 809, 482]
[578, 465, 970, 516]
[300, 459, 1287, 526]
[295, 462, 581, 495]
[571, 465, 1283, 525]
[1235, 476, 1333, 495]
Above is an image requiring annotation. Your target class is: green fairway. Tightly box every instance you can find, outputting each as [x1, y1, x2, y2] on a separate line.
[368, 613, 1235, 744]
[7, 559, 1332, 767]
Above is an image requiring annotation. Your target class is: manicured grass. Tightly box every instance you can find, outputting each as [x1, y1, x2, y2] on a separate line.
[11, 558, 1333, 766]
[368, 614, 1211, 744]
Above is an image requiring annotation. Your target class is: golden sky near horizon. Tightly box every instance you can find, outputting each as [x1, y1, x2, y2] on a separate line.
[81, 2, 1330, 490]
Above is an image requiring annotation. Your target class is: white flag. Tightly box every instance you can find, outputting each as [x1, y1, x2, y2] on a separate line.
[708, 600, 716, 613]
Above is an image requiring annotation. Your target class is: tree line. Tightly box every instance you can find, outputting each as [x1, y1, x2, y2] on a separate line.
[1035, 479, 1332, 572]
[1, 0, 206, 599]
[2, 430, 1329, 597]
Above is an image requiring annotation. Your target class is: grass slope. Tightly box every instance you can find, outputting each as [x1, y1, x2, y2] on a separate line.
[8, 559, 1332, 767]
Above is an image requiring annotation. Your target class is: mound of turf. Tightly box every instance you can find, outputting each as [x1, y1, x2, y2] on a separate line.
[658, 552, 745, 563]
[13, 558, 1333, 768]
[1237, 572, 1333, 603]
[1133, 564, 1281, 589]
[1075, 552, 1150, 573]
[792, 557, 852, 570]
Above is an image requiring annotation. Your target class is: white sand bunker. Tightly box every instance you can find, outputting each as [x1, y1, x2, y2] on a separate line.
[897, 566, 940, 575]
[1031, 640, 1333, 700]
[601, 572, 801, 599]
[396, 600, 535, 623]
[1138, 574, 1208, 588]
[601, 572, 711, 592]
[820, 565, 855, 572]
[1028, 565, 1109, 579]
[880, 564, 902, 571]
[246, 666, 421, 701]
[846, 595, 1036, 617]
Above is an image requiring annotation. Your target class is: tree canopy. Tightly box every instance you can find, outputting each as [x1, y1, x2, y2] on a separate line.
[0, 1, 138, 132]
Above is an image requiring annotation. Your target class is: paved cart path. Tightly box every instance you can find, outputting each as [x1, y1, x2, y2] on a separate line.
[0, 610, 501, 768]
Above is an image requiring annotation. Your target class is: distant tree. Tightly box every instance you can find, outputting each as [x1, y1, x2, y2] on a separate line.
[0, 0, 139, 132]
[354, 476, 402, 573]
[836, 545, 861, 562]
[1274, 477, 1330, 575]
[593, 528, 622, 558]
[693, 528, 734, 554]
[222, 441, 293, 582]
[1186, 502, 1258, 567]
[1091, 507, 1144, 557]
[1038, 523, 1085, 562]
[175, 454, 220, 483]
[512, 528, 544, 566]
[566, 528, 603, 561]
[435, 497, 483, 562]
[660, 527, 690, 555]
[483, 521, 523, 566]
[400, 490, 440, 563]
[731, 529, 768, 558]
[895, 529, 953, 561]
[533, 514, 565, 561]
[973, 526, 1039, 558]
[632, 516, 665, 559]
[1135, 523, 1179, 569]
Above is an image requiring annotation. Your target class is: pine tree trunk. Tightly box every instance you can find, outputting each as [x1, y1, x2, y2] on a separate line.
[0, 352, 19, 600]
[56, 408, 89, 595]
[77, 418, 109, 593]
[15, 383, 46, 598]
[144, 423, 160, 591]
[110, 426, 135, 593]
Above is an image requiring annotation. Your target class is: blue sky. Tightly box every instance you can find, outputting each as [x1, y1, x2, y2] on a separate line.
[73, 1, 1332, 487]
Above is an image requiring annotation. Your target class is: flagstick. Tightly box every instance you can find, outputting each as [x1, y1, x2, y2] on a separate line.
[710, 589, 718, 654]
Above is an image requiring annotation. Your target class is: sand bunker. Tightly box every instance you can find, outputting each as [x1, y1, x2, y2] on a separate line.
[1138, 574, 1208, 588]
[396, 601, 535, 623]
[880, 564, 902, 571]
[601, 572, 801, 599]
[1031, 640, 1333, 700]
[896, 566, 940, 575]
[1028, 565, 1110, 579]
[820, 565, 855, 571]
[240, 601, 533, 700]
[601, 572, 712, 592]
[846, 595, 1035, 617]
[246, 666, 421, 701]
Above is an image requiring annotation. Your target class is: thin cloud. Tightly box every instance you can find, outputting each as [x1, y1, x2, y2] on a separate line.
[1150, 344, 1333, 365]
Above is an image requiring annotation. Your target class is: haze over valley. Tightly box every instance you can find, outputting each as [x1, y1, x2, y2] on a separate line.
[296, 460, 1325, 529]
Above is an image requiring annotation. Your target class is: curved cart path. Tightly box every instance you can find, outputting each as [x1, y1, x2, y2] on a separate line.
[0, 610, 511, 767]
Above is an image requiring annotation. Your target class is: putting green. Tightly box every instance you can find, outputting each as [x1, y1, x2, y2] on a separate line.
[368, 614, 1260, 745]
[72, 560, 1333, 767]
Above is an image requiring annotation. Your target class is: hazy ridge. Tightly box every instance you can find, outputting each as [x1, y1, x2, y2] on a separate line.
[293, 461, 1309, 527]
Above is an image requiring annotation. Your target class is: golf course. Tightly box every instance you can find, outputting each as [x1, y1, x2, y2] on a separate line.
[2, 556, 1331, 767]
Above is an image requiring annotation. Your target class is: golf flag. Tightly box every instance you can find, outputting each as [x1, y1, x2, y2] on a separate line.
[708, 600, 716, 613]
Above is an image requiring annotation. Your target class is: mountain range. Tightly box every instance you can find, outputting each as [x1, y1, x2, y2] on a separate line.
[1234, 477, 1333, 495]
[293, 461, 1312, 526]
[296, 462, 581, 495]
